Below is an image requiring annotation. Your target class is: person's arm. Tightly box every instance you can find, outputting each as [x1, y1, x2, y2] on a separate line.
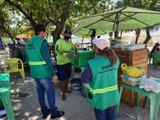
[81, 64, 92, 83]
[41, 40, 55, 77]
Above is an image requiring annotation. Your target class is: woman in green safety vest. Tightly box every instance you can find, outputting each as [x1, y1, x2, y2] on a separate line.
[81, 35, 120, 120]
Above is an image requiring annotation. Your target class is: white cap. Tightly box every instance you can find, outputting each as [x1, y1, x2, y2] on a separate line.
[92, 35, 110, 50]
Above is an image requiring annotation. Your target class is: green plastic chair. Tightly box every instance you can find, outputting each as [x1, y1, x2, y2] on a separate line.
[0, 73, 15, 120]
[152, 51, 160, 68]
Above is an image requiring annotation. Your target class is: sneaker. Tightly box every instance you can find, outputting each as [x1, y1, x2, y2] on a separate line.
[62, 93, 66, 101]
[51, 111, 65, 119]
[42, 109, 50, 119]
[42, 114, 48, 119]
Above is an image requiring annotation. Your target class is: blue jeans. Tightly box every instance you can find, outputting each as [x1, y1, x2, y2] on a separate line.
[35, 78, 57, 115]
[94, 106, 116, 120]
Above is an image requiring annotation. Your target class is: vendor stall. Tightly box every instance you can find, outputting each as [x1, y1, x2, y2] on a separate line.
[70, 49, 94, 94]
[70, 46, 148, 106]
[113, 48, 148, 106]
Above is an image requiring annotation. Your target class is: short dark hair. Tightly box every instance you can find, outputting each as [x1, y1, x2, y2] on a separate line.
[64, 29, 72, 34]
[15, 38, 20, 41]
[34, 24, 46, 35]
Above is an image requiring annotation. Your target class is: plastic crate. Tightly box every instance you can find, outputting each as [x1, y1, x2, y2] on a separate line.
[120, 74, 138, 86]
[71, 50, 94, 67]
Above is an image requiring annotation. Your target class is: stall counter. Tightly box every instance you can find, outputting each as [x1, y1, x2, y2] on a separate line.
[113, 48, 148, 106]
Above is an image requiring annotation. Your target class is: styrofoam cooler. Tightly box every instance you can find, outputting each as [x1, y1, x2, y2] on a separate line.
[125, 44, 146, 50]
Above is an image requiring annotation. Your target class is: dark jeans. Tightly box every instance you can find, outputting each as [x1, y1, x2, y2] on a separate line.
[94, 106, 116, 120]
[35, 78, 57, 115]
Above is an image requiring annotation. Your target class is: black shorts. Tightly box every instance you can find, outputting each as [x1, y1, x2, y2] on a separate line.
[57, 63, 72, 81]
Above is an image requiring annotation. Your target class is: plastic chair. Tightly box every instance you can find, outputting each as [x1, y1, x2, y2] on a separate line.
[152, 51, 160, 68]
[0, 73, 15, 120]
[4, 58, 25, 79]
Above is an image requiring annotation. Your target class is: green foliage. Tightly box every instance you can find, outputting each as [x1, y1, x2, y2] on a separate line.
[2, 0, 113, 42]
[116, 0, 159, 10]
[0, 2, 14, 38]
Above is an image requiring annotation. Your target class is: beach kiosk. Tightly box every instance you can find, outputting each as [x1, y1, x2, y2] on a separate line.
[113, 45, 148, 106]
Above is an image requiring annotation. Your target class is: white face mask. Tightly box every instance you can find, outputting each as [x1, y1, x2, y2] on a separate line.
[44, 32, 48, 39]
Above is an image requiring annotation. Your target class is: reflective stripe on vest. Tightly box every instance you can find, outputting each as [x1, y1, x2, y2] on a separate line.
[87, 84, 118, 94]
[29, 61, 46, 65]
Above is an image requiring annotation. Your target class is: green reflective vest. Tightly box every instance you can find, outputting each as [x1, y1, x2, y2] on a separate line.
[55, 39, 75, 65]
[87, 55, 120, 110]
[26, 36, 50, 79]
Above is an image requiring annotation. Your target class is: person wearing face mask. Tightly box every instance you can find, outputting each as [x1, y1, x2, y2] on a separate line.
[55, 30, 76, 100]
[26, 24, 64, 119]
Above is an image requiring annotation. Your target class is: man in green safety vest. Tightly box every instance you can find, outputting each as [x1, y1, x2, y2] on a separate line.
[26, 24, 64, 119]
[81, 35, 120, 120]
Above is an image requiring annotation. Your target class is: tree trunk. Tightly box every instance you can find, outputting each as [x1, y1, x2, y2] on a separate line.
[114, 31, 119, 39]
[135, 28, 140, 44]
[51, 6, 69, 44]
[143, 28, 151, 44]
[7, 31, 14, 41]
[51, 23, 64, 44]
[51, 6, 69, 56]
[51, 22, 66, 57]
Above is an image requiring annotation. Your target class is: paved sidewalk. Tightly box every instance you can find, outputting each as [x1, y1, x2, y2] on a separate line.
[1, 64, 160, 120]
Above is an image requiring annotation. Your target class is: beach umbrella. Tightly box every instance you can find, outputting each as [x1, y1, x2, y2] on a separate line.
[77, 7, 160, 32]
[72, 28, 109, 48]
[73, 28, 109, 38]
[74, 28, 107, 35]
